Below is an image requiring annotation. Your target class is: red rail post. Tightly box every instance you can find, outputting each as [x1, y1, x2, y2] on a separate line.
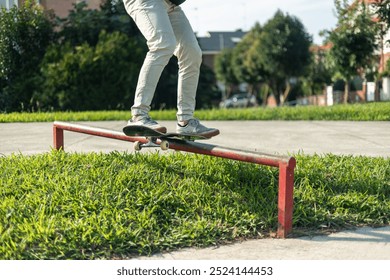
[53, 124, 64, 150]
[277, 159, 296, 238]
[52, 121, 296, 238]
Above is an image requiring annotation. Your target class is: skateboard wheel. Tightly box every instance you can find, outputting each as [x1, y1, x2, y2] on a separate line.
[134, 141, 142, 151]
[160, 140, 169, 151]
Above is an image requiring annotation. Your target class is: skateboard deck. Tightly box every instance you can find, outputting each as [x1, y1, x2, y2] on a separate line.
[123, 125, 208, 151]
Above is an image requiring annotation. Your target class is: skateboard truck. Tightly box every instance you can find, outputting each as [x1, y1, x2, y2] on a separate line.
[134, 137, 169, 151]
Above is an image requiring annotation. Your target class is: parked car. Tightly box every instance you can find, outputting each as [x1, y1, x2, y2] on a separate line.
[219, 93, 257, 108]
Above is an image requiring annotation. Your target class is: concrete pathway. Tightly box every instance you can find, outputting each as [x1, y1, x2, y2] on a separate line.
[1, 121, 390, 157]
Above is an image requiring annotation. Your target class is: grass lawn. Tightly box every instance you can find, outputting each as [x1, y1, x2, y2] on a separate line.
[1, 102, 390, 122]
[1, 151, 389, 259]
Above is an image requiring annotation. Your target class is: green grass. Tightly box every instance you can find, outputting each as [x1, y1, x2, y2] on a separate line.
[201, 102, 390, 121]
[1, 102, 390, 122]
[1, 151, 389, 259]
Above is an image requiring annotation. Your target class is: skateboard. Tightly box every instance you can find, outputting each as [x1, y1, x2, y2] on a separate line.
[123, 125, 208, 151]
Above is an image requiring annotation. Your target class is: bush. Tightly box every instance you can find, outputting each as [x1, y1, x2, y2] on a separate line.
[35, 31, 145, 111]
[0, 1, 55, 112]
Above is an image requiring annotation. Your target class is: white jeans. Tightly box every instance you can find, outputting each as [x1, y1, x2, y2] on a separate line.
[124, 0, 202, 122]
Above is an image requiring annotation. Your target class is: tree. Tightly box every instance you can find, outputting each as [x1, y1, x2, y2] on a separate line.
[214, 48, 239, 100]
[326, 0, 379, 103]
[57, 2, 106, 47]
[238, 23, 267, 100]
[375, 0, 390, 29]
[301, 46, 333, 96]
[231, 23, 266, 104]
[0, 0, 55, 112]
[259, 10, 312, 105]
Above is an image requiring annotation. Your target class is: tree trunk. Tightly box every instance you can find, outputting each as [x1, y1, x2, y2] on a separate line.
[262, 84, 270, 106]
[246, 84, 255, 107]
[343, 80, 349, 104]
[282, 81, 291, 106]
[272, 79, 281, 105]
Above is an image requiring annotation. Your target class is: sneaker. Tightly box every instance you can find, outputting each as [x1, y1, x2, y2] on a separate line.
[176, 119, 219, 138]
[127, 115, 167, 133]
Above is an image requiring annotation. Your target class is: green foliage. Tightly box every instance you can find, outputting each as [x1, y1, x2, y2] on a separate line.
[244, 25, 268, 87]
[301, 50, 333, 96]
[58, 2, 108, 47]
[260, 10, 312, 79]
[326, 0, 379, 103]
[0, 151, 389, 259]
[35, 31, 144, 111]
[230, 23, 268, 102]
[260, 10, 312, 104]
[228, 12, 312, 105]
[215, 48, 239, 98]
[374, 0, 390, 31]
[0, 1, 55, 112]
[57, 1, 140, 47]
[231, 36, 253, 86]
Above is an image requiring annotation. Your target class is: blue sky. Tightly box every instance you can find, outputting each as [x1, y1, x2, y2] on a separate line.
[181, 0, 338, 44]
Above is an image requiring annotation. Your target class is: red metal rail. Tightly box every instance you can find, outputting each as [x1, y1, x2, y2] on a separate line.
[53, 121, 296, 238]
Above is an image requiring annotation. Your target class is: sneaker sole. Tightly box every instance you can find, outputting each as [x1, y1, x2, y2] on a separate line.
[179, 129, 220, 139]
[200, 129, 220, 139]
[154, 127, 167, 134]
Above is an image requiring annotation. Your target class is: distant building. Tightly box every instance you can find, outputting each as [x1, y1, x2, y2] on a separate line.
[0, 0, 18, 9]
[197, 30, 247, 70]
[39, 0, 103, 18]
[1, 0, 103, 18]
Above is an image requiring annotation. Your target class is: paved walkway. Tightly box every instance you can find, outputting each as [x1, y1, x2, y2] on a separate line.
[1, 121, 390, 157]
[137, 226, 390, 260]
[1, 120, 389, 259]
